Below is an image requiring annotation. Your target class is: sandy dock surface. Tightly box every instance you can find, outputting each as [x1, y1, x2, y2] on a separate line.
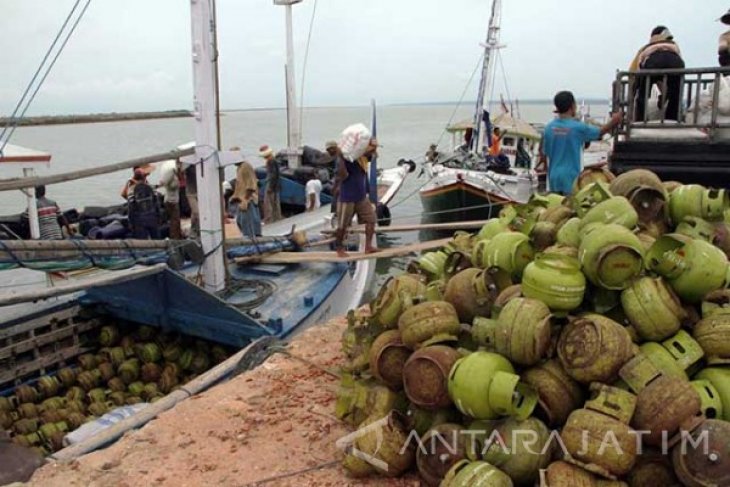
[28, 315, 420, 487]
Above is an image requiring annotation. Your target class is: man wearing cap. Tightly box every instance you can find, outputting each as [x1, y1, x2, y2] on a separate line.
[629, 26, 685, 121]
[259, 145, 282, 223]
[540, 91, 622, 195]
[334, 134, 378, 257]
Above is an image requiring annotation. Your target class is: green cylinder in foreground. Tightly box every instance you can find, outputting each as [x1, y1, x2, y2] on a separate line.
[578, 224, 644, 290]
[522, 253, 586, 313]
[441, 460, 514, 487]
[448, 351, 536, 420]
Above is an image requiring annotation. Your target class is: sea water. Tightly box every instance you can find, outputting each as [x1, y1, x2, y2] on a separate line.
[1, 101, 608, 300]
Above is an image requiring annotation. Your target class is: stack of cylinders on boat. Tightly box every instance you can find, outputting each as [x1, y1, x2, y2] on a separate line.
[335, 168, 730, 486]
[0, 321, 232, 456]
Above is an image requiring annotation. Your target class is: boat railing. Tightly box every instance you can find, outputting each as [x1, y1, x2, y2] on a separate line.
[612, 66, 730, 141]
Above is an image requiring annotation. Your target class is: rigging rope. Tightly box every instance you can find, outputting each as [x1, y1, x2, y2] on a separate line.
[0, 0, 83, 145]
[0, 0, 94, 154]
[497, 50, 513, 112]
[433, 52, 486, 150]
[298, 0, 319, 139]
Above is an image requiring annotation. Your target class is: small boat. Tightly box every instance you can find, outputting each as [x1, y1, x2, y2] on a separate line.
[420, 0, 610, 221]
[419, 0, 541, 221]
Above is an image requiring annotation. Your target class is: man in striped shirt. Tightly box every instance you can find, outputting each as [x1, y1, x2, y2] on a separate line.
[26, 186, 70, 240]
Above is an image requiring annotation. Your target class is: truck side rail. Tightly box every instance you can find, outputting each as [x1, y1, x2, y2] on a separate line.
[612, 67, 730, 141]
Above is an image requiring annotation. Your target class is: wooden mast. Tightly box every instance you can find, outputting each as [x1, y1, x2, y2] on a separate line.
[471, 0, 502, 154]
[275, 0, 303, 169]
[189, 0, 226, 291]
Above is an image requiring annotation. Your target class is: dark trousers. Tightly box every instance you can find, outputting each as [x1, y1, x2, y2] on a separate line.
[131, 219, 160, 240]
[635, 51, 685, 121]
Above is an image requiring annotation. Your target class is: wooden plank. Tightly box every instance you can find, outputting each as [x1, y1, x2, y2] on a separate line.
[0, 305, 80, 341]
[0, 148, 194, 192]
[235, 237, 452, 264]
[321, 220, 488, 235]
[0, 319, 99, 360]
[0, 264, 167, 307]
[0, 345, 94, 385]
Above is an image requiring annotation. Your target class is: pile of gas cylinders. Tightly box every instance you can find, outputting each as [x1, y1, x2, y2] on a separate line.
[0, 322, 230, 456]
[335, 168, 730, 486]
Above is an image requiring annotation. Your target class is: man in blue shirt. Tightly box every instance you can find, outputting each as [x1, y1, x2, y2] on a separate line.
[540, 91, 622, 195]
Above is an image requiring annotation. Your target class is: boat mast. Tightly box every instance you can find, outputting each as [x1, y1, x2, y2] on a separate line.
[275, 0, 303, 169]
[470, 0, 502, 154]
[189, 0, 226, 292]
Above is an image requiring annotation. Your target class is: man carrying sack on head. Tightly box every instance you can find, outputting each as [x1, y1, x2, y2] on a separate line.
[334, 123, 379, 258]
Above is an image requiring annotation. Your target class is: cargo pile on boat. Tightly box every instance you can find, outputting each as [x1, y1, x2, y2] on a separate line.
[335, 168, 730, 486]
[0, 322, 231, 456]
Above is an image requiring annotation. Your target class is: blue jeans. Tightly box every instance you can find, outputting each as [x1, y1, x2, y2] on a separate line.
[235, 202, 262, 238]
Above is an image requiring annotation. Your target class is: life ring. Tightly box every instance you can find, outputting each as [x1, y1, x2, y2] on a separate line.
[377, 203, 392, 227]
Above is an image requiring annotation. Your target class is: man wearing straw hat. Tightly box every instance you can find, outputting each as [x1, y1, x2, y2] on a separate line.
[259, 145, 282, 223]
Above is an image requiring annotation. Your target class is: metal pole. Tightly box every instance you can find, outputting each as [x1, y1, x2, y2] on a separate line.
[278, 0, 302, 168]
[190, 0, 225, 292]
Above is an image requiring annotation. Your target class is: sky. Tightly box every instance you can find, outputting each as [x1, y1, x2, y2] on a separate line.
[0, 0, 727, 115]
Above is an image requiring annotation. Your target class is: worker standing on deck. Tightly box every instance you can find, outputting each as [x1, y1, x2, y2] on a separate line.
[23, 186, 72, 239]
[326, 141, 342, 214]
[334, 124, 378, 257]
[230, 159, 262, 238]
[305, 173, 322, 212]
[259, 145, 282, 223]
[540, 91, 622, 195]
[127, 169, 161, 239]
[630, 26, 685, 121]
[157, 158, 182, 239]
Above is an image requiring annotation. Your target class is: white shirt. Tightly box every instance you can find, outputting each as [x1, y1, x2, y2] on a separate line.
[305, 179, 322, 210]
[157, 159, 180, 204]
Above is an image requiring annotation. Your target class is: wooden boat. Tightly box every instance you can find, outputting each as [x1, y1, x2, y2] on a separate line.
[420, 0, 610, 221]
[0, 0, 411, 465]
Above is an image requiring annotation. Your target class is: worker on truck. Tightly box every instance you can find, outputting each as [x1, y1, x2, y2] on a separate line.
[540, 91, 622, 195]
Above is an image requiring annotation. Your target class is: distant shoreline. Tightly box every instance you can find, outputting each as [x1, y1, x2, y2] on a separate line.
[0, 110, 192, 127]
[1, 99, 611, 127]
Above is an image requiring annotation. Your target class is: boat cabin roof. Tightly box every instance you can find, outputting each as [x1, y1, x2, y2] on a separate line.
[0, 143, 52, 165]
[446, 113, 540, 140]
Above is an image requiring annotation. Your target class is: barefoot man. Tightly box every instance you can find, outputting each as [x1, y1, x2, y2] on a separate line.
[334, 125, 378, 258]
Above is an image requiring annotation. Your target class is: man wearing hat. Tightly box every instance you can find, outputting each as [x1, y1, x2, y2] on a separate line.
[540, 91, 622, 195]
[259, 144, 282, 223]
[629, 26, 685, 121]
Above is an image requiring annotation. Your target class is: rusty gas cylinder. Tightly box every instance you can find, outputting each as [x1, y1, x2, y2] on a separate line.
[472, 297, 553, 366]
[345, 411, 415, 477]
[561, 384, 638, 479]
[521, 359, 584, 427]
[557, 313, 635, 384]
[626, 449, 680, 487]
[443, 267, 507, 323]
[403, 345, 460, 410]
[540, 461, 628, 486]
[369, 330, 410, 390]
[416, 423, 468, 486]
[672, 418, 730, 487]
[693, 313, 730, 365]
[619, 353, 701, 447]
[397, 300, 461, 349]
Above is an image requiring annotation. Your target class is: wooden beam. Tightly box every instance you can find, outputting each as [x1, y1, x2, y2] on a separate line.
[0, 147, 194, 192]
[234, 237, 452, 264]
[322, 220, 488, 235]
[0, 264, 167, 307]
